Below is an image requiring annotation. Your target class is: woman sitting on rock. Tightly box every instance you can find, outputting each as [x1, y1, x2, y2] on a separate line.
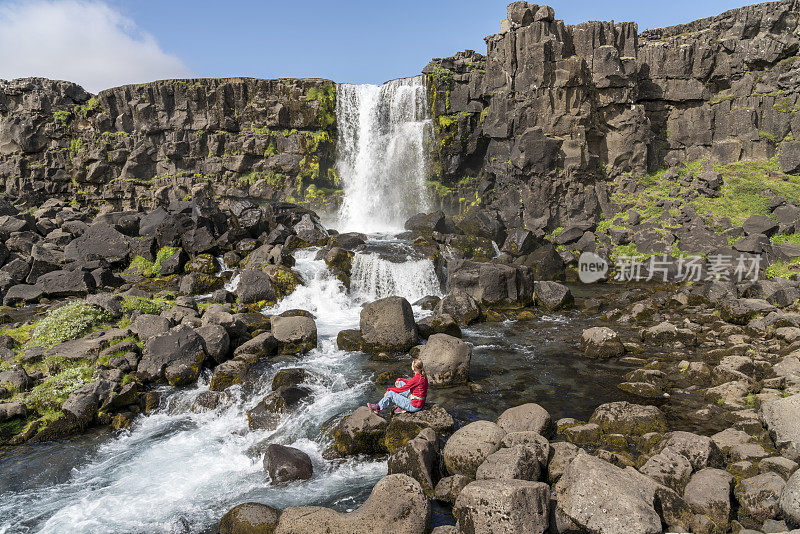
[367, 359, 428, 415]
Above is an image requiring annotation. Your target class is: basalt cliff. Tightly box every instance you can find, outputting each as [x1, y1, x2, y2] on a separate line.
[3, 1, 800, 236]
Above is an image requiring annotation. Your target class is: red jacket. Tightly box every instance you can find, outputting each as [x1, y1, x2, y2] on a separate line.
[388, 372, 428, 408]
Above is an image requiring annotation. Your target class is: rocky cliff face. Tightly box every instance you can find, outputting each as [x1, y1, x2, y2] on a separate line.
[0, 77, 338, 211]
[425, 0, 800, 233]
[2, 1, 800, 232]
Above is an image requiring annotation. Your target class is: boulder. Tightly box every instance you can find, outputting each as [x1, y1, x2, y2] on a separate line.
[0, 366, 33, 391]
[272, 368, 307, 390]
[388, 427, 438, 496]
[137, 325, 206, 386]
[132, 314, 171, 341]
[760, 394, 800, 462]
[720, 298, 776, 325]
[547, 441, 579, 484]
[581, 326, 625, 358]
[589, 401, 668, 435]
[780, 469, 800, 527]
[270, 315, 317, 354]
[330, 407, 388, 456]
[293, 213, 328, 244]
[684, 468, 734, 532]
[336, 329, 363, 352]
[434, 474, 473, 504]
[209, 359, 250, 391]
[494, 403, 552, 436]
[501, 431, 551, 469]
[236, 269, 276, 304]
[443, 420, 506, 478]
[418, 334, 471, 386]
[734, 472, 786, 528]
[384, 404, 455, 453]
[454, 479, 549, 534]
[434, 291, 482, 325]
[656, 431, 724, 470]
[639, 447, 693, 492]
[475, 445, 539, 481]
[416, 313, 461, 339]
[0, 402, 27, 422]
[405, 211, 447, 235]
[219, 502, 280, 534]
[555, 451, 691, 534]
[264, 444, 313, 484]
[64, 223, 130, 264]
[234, 332, 278, 360]
[195, 324, 230, 364]
[534, 281, 573, 310]
[36, 269, 96, 298]
[446, 259, 533, 306]
[359, 296, 418, 353]
[274, 474, 430, 534]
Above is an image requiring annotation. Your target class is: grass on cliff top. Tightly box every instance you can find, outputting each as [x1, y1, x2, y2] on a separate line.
[613, 158, 800, 229]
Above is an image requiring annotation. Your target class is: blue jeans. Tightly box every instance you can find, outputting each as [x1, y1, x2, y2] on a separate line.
[378, 380, 421, 412]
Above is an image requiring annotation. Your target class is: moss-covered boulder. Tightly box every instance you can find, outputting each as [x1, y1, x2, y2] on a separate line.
[329, 406, 388, 456]
[262, 265, 301, 298]
[384, 404, 455, 453]
[336, 329, 363, 351]
[219, 502, 280, 534]
[589, 401, 668, 436]
[186, 253, 217, 275]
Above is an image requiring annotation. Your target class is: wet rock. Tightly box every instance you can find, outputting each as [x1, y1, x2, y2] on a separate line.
[209, 359, 250, 391]
[384, 403, 454, 454]
[581, 326, 624, 358]
[261, 386, 312, 412]
[555, 451, 691, 534]
[534, 281, 573, 310]
[264, 444, 313, 485]
[418, 333, 471, 386]
[760, 394, 800, 462]
[359, 296, 418, 353]
[270, 315, 317, 354]
[442, 420, 506, 478]
[233, 332, 278, 360]
[335, 329, 363, 352]
[639, 447, 693, 492]
[734, 472, 786, 528]
[589, 401, 667, 435]
[780, 469, 800, 527]
[219, 502, 280, 534]
[454, 479, 549, 534]
[195, 324, 230, 364]
[247, 402, 281, 431]
[330, 406, 388, 456]
[293, 213, 328, 244]
[191, 391, 221, 412]
[416, 313, 461, 339]
[494, 403, 551, 436]
[271, 368, 307, 390]
[388, 427, 438, 496]
[137, 325, 206, 386]
[62, 379, 116, 427]
[476, 444, 539, 481]
[274, 474, 430, 534]
[684, 468, 734, 532]
[434, 291, 482, 325]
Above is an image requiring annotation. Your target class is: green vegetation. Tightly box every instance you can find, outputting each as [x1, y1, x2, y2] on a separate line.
[0, 322, 36, 346]
[28, 301, 111, 350]
[25, 365, 94, 410]
[121, 297, 172, 315]
[126, 247, 180, 278]
[53, 110, 71, 126]
[765, 258, 800, 279]
[304, 82, 336, 128]
[76, 97, 100, 119]
[430, 66, 454, 91]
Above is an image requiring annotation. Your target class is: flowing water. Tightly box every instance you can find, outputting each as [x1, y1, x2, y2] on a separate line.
[335, 77, 432, 233]
[0, 77, 637, 533]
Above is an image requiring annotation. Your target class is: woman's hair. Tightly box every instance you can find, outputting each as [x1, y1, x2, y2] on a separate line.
[412, 359, 426, 377]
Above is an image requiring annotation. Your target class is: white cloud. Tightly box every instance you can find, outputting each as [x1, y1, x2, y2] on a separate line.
[0, 0, 192, 93]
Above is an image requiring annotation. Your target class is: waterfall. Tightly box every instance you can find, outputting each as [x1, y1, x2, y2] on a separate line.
[335, 76, 432, 233]
[350, 252, 442, 303]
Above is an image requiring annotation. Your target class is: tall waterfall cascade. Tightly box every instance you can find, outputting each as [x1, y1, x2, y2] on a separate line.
[335, 76, 432, 233]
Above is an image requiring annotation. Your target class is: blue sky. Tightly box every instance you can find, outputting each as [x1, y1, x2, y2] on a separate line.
[0, 0, 753, 92]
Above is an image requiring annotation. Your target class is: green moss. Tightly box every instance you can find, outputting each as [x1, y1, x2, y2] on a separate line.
[53, 110, 71, 126]
[431, 66, 455, 91]
[611, 242, 650, 261]
[28, 302, 111, 350]
[0, 323, 37, 346]
[270, 268, 301, 297]
[304, 82, 336, 128]
[121, 297, 172, 315]
[765, 258, 800, 279]
[76, 97, 100, 119]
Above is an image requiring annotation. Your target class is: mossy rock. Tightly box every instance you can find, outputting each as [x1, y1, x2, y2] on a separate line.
[262, 265, 301, 297]
[186, 254, 217, 275]
[336, 329, 363, 352]
[384, 404, 455, 454]
[328, 406, 388, 456]
[589, 401, 668, 436]
[447, 235, 494, 261]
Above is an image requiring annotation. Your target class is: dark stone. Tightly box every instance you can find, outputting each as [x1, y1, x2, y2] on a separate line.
[264, 443, 313, 484]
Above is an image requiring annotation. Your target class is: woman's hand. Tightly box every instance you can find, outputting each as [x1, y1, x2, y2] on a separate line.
[394, 379, 402, 387]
